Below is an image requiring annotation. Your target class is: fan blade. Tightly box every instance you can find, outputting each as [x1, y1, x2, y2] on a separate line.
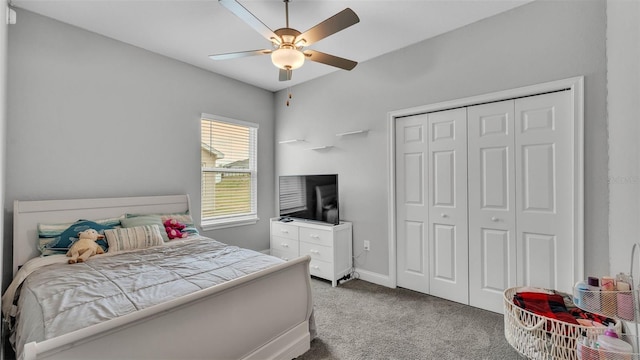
[304, 50, 357, 71]
[209, 49, 272, 61]
[296, 8, 359, 46]
[219, 0, 279, 43]
[279, 68, 292, 81]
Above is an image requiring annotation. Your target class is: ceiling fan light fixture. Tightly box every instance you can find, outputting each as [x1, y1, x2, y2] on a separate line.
[271, 47, 305, 70]
[213, 0, 360, 82]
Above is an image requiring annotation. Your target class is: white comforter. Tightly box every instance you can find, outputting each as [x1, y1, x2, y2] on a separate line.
[2, 236, 284, 358]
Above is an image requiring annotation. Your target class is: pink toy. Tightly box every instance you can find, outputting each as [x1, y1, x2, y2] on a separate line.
[163, 218, 185, 230]
[164, 218, 187, 239]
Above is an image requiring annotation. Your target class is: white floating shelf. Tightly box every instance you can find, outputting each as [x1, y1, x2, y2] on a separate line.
[336, 129, 369, 137]
[306, 146, 333, 151]
[278, 139, 305, 144]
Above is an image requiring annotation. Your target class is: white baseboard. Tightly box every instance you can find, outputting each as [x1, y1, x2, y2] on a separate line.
[264, 250, 395, 289]
[354, 268, 395, 288]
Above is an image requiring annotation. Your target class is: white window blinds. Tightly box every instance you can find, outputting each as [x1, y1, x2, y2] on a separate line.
[201, 114, 258, 229]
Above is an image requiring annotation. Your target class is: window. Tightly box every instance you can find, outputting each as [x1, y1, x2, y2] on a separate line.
[200, 114, 258, 229]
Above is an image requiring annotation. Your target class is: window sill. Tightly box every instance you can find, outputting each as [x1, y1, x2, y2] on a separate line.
[201, 215, 259, 231]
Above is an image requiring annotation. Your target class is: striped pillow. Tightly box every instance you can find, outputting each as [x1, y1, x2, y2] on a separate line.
[104, 225, 164, 252]
[120, 215, 169, 242]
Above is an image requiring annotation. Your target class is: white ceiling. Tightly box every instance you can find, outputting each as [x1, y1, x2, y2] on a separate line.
[13, 0, 534, 92]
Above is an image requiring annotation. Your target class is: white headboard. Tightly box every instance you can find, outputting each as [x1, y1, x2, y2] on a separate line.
[13, 194, 191, 275]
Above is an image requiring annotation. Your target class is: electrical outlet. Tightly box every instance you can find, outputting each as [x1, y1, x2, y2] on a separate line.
[364, 240, 370, 251]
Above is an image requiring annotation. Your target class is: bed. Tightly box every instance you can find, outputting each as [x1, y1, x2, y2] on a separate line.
[3, 194, 313, 360]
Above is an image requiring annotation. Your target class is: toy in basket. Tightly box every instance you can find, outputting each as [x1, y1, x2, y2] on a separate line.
[504, 286, 620, 360]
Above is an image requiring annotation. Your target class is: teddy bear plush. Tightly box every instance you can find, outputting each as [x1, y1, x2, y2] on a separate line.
[67, 229, 105, 264]
[164, 218, 187, 240]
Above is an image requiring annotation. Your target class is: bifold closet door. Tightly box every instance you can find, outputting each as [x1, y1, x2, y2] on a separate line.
[467, 100, 517, 313]
[395, 89, 576, 311]
[515, 91, 574, 292]
[467, 90, 575, 312]
[427, 108, 468, 304]
[395, 114, 429, 294]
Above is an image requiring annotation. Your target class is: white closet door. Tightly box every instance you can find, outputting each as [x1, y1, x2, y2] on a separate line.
[515, 91, 575, 293]
[467, 100, 516, 313]
[395, 114, 429, 293]
[427, 108, 468, 304]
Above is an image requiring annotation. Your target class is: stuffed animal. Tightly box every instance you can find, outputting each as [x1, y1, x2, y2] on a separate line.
[164, 218, 187, 240]
[67, 229, 105, 264]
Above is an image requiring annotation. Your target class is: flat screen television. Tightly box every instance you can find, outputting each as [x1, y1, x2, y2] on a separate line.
[278, 174, 339, 225]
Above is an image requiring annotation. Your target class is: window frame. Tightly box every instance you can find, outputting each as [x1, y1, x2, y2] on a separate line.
[200, 113, 259, 230]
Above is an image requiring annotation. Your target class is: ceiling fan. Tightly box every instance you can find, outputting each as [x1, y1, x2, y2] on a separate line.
[209, 0, 360, 82]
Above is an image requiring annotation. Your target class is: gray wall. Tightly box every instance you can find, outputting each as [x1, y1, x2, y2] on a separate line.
[275, 0, 608, 279]
[607, 0, 640, 276]
[5, 9, 276, 282]
[0, 0, 8, 344]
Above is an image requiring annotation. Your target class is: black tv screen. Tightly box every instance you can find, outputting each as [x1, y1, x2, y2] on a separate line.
[278, 174, 339, 225]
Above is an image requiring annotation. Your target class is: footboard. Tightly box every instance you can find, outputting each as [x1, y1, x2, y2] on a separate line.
[21, 256, 313, 360]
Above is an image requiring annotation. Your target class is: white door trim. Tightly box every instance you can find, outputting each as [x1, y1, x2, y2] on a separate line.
[387, 76, 584, 289]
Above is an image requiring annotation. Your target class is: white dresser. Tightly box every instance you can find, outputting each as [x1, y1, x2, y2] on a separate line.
[270, 218, 352, 287]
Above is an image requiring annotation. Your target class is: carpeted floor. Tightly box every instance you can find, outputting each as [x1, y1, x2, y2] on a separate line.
[298, 277, 523, 360]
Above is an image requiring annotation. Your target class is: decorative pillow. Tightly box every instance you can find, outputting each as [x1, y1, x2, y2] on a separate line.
[104, 225, 164, 252]
[120, 215, 169, 242]
[38, 218, 121, 256]
[126, 212, 199, 238]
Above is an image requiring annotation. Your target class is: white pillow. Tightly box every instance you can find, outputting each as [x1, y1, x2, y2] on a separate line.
[104, 224, 164, 252]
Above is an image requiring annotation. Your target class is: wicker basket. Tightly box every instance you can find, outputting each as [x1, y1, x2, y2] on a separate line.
[504, 287, 621, 360]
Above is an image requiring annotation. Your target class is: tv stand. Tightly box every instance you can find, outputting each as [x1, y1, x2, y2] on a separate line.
[270, 218, 353, 287]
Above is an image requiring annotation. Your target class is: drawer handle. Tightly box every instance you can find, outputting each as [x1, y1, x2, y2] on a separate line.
[281, 243, 289, 248]
[280, 229, 289, 234]
[491, 216, 499, 222]
[310, 249, 320, 254]
[283, 257, 289, 261]
[310, 234, 320, 239]
[440, 213, 448, 218]
[312, 265, 320, 270]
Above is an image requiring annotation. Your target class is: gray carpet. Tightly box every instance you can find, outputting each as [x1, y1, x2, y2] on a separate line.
[298, 278, 523, 360]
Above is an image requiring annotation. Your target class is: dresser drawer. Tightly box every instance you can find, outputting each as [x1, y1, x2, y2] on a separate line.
[270, 249, 298, 262]
[270, 235, 299, 254]
[309, 258, 333, 279]
[300, 241, 333, 263]
[271, 222, 298, 240]
[299, 227, 332, 247]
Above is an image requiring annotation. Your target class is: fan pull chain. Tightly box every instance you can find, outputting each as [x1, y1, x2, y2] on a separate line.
[286, 87, 293, 107]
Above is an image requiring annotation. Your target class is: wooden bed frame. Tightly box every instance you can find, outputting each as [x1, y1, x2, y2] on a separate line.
[12, 194, 313, 360]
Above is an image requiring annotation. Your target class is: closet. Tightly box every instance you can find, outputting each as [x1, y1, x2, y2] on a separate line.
[395, 89, 578, 313]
